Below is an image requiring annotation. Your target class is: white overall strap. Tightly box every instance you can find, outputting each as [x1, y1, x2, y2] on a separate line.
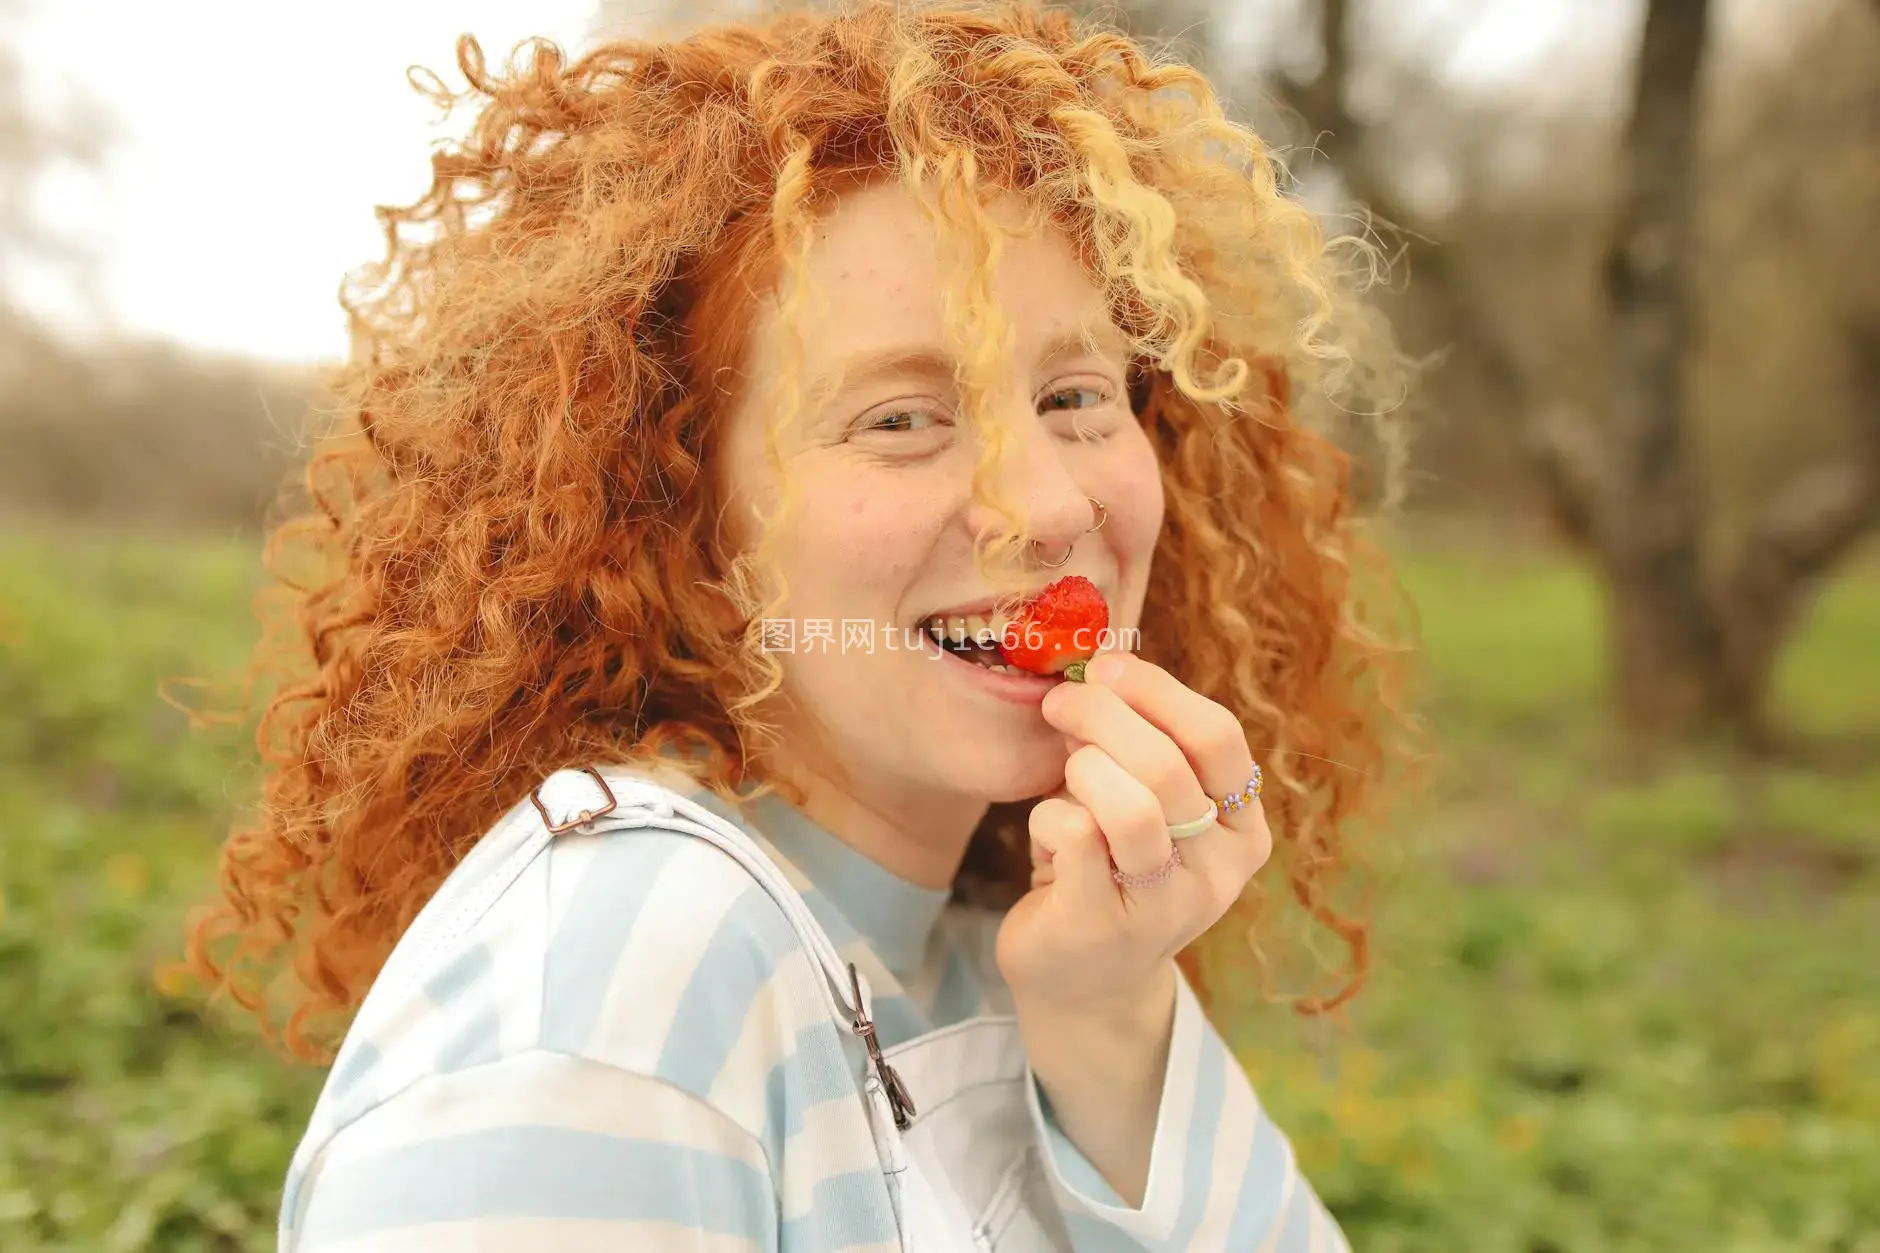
[536, 767, 922, 1246]
[559, 769, 860, 1011]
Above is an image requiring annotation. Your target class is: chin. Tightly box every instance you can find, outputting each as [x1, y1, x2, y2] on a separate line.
[943, 737, 1071, 806]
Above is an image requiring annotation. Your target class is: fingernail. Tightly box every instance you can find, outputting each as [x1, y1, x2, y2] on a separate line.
[1088, 654, 1125, 684]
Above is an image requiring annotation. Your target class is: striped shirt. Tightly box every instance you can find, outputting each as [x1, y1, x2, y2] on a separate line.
[279, 767, 1349, 1251]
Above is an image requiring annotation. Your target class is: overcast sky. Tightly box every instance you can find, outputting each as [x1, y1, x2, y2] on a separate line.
[7, 0, 1781, 366]
[11, 0, 599, 362]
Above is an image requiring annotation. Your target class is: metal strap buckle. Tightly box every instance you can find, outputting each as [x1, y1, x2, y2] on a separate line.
[528, 766, 618, 835]
[849, 963, 916, 1130]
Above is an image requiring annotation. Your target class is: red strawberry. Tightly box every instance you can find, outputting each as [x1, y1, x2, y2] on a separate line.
[997, 575, 1110, 682]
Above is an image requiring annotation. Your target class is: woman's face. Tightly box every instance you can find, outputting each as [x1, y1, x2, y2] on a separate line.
[718, 179, 1166, 813]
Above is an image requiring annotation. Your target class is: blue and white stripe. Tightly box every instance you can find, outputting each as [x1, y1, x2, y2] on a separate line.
[279, 773, 1349, 1251]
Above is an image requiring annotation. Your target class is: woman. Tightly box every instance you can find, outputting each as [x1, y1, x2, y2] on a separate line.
[190, 1, 1416, 1248]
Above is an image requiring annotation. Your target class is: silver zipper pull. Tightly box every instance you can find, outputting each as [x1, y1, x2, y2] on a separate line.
[849, 963, 916, 1130]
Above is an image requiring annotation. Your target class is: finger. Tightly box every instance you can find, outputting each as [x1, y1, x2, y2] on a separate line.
[1084, 655, 1262, 831]
[1082, 654, 1272, 888]
[1061, 743, 1172, 879]
[1040, 679, 1215, 836]
[1027, 794, 1114, 909]
[1029, 828, 1059, 887]
[1178, 800, 1271, 925]
[1169, 767, 1270, 892]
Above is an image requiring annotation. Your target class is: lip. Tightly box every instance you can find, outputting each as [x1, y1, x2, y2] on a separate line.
[914, 629, 1058, 702]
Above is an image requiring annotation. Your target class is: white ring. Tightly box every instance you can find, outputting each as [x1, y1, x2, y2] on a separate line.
[1167, 806, 1219, 841]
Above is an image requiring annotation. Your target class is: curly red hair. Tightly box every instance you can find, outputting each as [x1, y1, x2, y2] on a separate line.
[186, 0, 1422, 1063]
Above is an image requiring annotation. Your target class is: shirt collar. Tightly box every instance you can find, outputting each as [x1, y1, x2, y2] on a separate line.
[651, 747, 952, 979]
[747, 789, 951, 977]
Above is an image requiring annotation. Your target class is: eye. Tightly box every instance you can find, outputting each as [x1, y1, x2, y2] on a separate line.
[1040, 380, 1119, 443]
[856, 404, 946, 435]
[1039, 384, 1110, 414]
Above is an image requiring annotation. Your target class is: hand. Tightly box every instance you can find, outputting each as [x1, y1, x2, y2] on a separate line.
[995, 652, 1274, 1022]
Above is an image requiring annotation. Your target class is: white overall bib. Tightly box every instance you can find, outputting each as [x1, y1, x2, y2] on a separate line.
[531, 765, 1075, 1253]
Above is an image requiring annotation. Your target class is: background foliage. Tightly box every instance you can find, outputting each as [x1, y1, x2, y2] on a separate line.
[5, 0, 1878, 1248]
[3, 527, 1875, 1252]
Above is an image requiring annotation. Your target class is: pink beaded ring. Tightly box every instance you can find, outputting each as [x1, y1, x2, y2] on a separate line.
[1110, 843, 1182, 889]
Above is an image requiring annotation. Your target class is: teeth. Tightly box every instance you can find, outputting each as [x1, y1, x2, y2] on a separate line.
[913, 620, 1027, 675]
[917, 613, 1025, 674]
[922, 611, 1002, 646]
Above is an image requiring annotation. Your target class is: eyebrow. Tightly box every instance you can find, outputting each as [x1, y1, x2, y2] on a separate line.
[809, 322, 1134, 406]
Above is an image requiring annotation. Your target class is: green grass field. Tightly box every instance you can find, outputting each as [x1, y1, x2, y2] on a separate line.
[2, 528, 1876, 1252]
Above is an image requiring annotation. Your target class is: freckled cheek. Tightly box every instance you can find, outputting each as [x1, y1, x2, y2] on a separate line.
[792, 495, 935, 597]
[1109, 470, 1165, 556]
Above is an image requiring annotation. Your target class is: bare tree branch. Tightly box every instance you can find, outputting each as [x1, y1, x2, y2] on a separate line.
[0, 0, 110, 316]
[1737, 317, 1880, 590]
[1230, 0, 1868, 743]
[1715, 321, 1879, 743]
[1266, 0, 1603, 541]
[1743, 461, 1880, 582]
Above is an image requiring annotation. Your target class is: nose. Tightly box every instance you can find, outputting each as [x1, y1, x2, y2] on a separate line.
[961, 408, 1095, 566]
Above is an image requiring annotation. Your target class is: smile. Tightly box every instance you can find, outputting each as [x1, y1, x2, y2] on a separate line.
[910, 624, 1058, 703]
[918, 615, 1021, 674]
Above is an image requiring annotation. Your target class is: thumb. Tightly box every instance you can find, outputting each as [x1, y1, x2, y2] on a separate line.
[1028, 793, 1116, 911]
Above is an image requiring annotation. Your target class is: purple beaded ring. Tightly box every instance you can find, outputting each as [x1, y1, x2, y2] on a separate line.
[1216, 763, 1264, 816]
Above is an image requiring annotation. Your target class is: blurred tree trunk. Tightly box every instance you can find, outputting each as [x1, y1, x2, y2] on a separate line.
[1599, 0, 1726, 740]
[1265, 0, 1880, 753]
[1599, 0, 1880, 746]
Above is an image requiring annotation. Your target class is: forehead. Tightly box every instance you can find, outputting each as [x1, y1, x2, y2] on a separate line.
[749, 179, 1122, 374]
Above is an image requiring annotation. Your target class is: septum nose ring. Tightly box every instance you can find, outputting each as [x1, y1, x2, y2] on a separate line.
[1030, 497, 1107, 568]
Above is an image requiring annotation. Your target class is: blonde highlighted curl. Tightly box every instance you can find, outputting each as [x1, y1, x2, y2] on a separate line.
[186, 0, 1424, 1063]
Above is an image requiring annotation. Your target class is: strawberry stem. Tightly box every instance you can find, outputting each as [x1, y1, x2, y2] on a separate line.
[1062, 659, 1088, 683]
